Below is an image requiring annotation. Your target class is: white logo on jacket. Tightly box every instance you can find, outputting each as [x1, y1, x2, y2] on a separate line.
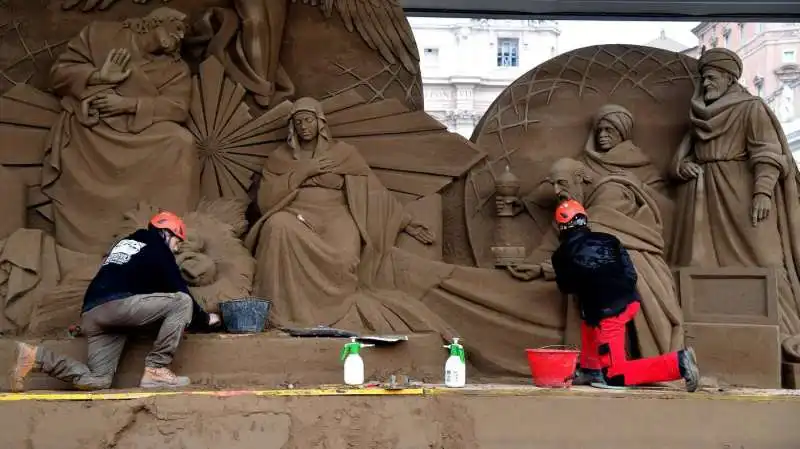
[103, 239, 146, 266]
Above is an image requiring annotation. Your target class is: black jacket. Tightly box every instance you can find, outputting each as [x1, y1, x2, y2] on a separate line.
[82, 228, 211, 332]
[551, 227, 639, 326]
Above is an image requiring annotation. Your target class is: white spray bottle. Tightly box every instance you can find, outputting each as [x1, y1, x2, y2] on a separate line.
[340, 337, 373, 385]
[443, 337, 466, 388]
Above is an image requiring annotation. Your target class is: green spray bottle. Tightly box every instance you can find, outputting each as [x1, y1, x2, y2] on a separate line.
[341, 337, 373, 385]
[443, 337, 466, 387]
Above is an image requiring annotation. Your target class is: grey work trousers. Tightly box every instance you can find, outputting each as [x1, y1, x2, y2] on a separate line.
[36, 292, 194, 390]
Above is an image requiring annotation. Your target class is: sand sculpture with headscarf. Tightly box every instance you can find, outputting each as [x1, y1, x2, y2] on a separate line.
[582, 104, 665, 190]
[670, 47, 800, 360]
[245, 97, 451, 331]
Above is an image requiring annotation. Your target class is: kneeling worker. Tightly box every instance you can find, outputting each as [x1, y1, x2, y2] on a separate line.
[550, 200, 700, 392]
[9, 211, 221, 391]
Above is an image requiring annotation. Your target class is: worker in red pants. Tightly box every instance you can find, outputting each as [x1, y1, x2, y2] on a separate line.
[550, 200, 700, 392]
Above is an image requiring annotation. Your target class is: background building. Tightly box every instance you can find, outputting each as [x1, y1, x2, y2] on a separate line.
[409, 18, 560, 137]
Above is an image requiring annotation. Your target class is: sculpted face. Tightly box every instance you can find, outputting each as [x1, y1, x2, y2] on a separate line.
[152, 20, 186, 55]
[292, 111, 319, 142]
[549, 161, 585, 204]
[595, 118, 623, 152]
[702, 67, 733, 103]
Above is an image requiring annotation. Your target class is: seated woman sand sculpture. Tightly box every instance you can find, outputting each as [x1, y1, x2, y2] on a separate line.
[245, 97, 445, 330]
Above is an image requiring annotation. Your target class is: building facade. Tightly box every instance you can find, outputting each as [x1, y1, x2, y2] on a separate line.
[409, 18, 560, 138]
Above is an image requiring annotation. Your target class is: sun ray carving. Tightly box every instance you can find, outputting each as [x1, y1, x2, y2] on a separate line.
[188, 56, 292, 201]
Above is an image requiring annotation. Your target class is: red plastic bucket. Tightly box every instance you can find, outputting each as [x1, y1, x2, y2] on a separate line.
[525, 346, 580, 388]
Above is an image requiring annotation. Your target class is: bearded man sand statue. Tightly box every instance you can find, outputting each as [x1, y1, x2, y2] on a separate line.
[42, 8, 199, 254]
[670, 47, 800, 360]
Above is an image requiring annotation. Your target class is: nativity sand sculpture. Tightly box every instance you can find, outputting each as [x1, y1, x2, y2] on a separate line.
[0, 1, 793, 386]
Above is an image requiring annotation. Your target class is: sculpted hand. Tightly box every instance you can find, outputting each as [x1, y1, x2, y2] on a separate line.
[541, 262, 556, 281]
[751, 193, 772, 226]
[678, 161, 703, 180]
[405, 222, 435, 245]
[495, 197, 521, 216]
[507, 264, 542, 281]
[91, 93, 137, 116]
[93, 48, 132, 84]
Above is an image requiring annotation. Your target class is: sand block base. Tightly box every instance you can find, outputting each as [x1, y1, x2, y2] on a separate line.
[1, 387, 799, 448]
[685, 322, 781, 388]
[0, 332, 447, 390]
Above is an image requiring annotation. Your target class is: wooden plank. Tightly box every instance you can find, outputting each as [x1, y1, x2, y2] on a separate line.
[373, 168, 453, 197]
[0, 124, 48, 165]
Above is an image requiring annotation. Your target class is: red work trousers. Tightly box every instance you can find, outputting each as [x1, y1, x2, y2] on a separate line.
[580, 301, 681, 386]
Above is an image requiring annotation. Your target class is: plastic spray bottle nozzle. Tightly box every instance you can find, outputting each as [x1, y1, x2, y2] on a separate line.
[443, 337, 466, 363]
[340, 338, 373, 361]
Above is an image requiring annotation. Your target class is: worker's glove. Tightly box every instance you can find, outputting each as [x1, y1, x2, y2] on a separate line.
[208, 312, 222, 327]
[506, 264, 542, 281]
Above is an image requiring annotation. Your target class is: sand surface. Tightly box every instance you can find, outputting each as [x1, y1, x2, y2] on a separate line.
[1, 387, 798, 449]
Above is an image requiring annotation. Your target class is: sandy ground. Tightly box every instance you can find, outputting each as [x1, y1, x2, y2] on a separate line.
[0, 386, 798, 449]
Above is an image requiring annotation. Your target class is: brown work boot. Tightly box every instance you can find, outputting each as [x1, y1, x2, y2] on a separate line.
[140, 366, 190, 389]
[8, 342, 38, 392]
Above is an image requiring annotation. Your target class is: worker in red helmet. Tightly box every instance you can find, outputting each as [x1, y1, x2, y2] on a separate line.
[8, 211, 221, 392]
[551, 200, 700, 392]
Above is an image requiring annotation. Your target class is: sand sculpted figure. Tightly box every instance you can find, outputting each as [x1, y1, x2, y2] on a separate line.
[245, 97, 446, 330]
[42, 7, 198, 254]
[581, 104, 668, 193]
[503, 104, 671, 279]
[670, 48, 800, 359]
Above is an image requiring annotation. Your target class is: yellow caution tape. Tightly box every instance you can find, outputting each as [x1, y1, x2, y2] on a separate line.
[0, 385, 796, 402]
[0, 387, 426, 402]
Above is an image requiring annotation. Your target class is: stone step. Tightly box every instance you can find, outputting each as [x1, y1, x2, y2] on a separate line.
[0, 332, 447, 390]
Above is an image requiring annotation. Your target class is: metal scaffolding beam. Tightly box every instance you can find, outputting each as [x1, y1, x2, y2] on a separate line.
[401, 0, 800, 21]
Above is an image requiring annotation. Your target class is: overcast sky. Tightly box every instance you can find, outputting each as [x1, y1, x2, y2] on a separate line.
[557, 20, 700, 53]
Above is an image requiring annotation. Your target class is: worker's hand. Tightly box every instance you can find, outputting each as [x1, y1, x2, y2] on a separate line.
[208, 313, 221, 327]
[507, 263, 542, 281]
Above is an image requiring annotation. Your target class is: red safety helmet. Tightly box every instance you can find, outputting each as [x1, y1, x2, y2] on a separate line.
[149, 211, 186, 241]
[554, 199, 588, 230]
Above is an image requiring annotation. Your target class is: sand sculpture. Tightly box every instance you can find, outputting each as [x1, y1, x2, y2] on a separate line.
[245, 96, 442, 329]
[42, 7, 199, 254]
[0, 1, 796, 387]
[670, 48, 800, 361]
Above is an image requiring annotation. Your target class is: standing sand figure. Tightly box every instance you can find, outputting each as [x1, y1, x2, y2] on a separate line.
[670, 48, 800, 360]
